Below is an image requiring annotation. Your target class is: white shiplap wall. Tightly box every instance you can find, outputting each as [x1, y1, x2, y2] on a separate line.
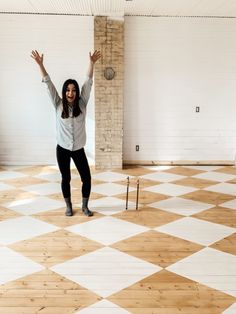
[0, 14, 94, 165]
[124, 16, 236, 164]
[2, 14, 236, 165]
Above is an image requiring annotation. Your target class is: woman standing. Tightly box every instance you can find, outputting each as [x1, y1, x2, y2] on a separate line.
[31, 49, 101, 217]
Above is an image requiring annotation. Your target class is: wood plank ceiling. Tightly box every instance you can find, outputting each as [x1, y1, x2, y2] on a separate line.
[1, 0, 236, 17]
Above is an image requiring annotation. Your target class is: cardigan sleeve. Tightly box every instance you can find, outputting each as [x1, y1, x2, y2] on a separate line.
[42, 75, 61, 108]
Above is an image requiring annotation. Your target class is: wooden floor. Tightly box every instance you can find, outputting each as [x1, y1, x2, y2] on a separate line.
[0, 164, 235, 314]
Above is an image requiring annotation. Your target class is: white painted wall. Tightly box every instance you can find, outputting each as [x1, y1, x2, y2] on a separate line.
[124, 17, 236, 163]
[0, 14, 94, 165]
[2, 15, 236, 165]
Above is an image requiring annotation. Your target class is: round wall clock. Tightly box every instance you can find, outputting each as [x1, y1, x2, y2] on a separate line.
[104, 67, 115, 80]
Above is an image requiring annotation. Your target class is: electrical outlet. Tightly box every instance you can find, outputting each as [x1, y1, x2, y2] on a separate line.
[196, 106, 200, 112]
[136, 145, 139, 151]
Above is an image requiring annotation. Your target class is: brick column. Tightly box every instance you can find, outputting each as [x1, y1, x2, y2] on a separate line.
[94, 16, 124, 169]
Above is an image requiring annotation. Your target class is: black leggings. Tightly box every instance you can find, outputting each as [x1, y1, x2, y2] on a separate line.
[56, 145, 91, 199]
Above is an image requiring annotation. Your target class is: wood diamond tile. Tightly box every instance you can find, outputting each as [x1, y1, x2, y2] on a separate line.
[112, 206, 182, 228]
[111, 230, 203, 268]
[164, 166, 203, 176]
[48, 191, 103, 204]
[108, 270, 235, 314]
[0, 206, 22, 221]
[114, 167, 155, 176]
[19, 166, 58, 176]
[182, 190, 235, 205]
[9, 230, 103, 267]
[0, 269, 101, 313]
[214, 166, 236, 175]
[227, 178, 236, 184]
[192, 206, 236, 228]
[116, 178, 160, 189]
[2, 176, 49, 188]
[172, 177, 218, 189]
[92, 179, 108, 185]
[32, 208, 104, 228]
[116, 190, 170, 205]
[210, 233, 236, 256]
[47, 193, 65, 202]
[0, 189, 35, 205]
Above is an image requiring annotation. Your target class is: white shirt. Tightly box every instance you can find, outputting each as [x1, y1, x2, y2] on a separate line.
[43, 75, 93, 151]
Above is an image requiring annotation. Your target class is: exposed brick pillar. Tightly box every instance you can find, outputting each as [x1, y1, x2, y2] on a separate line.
[94, 16, 124, 169]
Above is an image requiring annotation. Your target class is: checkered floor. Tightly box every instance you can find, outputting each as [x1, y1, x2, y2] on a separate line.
[0, 164, 235, 313]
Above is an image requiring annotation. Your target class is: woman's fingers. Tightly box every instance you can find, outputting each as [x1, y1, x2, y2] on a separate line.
[90, 50, 101, 62]
[30, 50, 43, 64]
[31, 50, 38, 59]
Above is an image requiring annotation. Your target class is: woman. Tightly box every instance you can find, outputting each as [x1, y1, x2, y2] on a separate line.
[31, 49, 101, 217]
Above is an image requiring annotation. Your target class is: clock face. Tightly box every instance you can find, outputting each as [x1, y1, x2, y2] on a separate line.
[104, 67, 115, 80]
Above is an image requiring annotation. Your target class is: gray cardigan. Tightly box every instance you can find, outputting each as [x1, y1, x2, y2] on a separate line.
[43, 75, 93, 151]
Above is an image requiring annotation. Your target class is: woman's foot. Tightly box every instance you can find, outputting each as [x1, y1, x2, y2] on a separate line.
[82, 197, 93, 216]
[82, 207, 93, 217]
[64, 197, 73, 216]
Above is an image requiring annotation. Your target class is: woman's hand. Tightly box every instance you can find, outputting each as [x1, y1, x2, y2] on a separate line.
[31, 50, 47, 78]
[31, 50, 44, 66]
[89, 50, 101, 64]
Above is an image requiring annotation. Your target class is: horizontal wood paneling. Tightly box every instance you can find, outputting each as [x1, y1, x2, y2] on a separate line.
[0, 14, 94, 165]
[123, 16, 236, 164]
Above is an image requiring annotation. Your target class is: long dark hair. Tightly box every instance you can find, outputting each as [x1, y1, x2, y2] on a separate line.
[61, 79, 81, 118]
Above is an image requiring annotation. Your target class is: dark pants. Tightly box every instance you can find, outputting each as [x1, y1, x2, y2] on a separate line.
[56, 145, 91, 199]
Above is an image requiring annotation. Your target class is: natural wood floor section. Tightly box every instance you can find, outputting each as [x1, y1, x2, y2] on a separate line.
[0, 269, 101, 313]
[0, 165, 235, 313]
[108, 270, 235, 314]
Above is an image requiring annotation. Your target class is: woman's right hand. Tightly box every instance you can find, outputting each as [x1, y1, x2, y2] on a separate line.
[31, 50, 44, 65]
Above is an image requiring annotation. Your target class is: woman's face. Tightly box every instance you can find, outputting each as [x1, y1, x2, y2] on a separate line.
[66, 84, 76, 104]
